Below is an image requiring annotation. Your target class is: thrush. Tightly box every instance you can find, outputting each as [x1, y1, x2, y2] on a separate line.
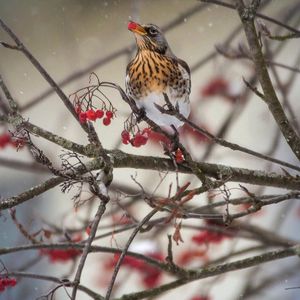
[126, 21, 191, 130]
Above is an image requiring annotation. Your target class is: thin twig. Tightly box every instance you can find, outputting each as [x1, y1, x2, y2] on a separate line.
[5, 271, 104, 300]
[105, 208, 159, 300]
[200, 0, 300, 35]
[71, 197, 109, 299]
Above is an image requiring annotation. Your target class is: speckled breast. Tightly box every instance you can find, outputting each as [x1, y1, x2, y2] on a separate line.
[126, 50, 190, 100]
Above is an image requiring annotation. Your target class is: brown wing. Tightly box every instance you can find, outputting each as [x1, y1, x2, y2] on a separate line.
[177, 58, 190, 76]
[176, 58, 191, 95]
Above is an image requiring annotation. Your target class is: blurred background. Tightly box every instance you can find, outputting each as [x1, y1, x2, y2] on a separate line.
[0, 0, 300, 299]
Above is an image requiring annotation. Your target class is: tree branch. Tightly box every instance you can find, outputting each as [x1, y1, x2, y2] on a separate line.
[200, 0, 300, 35]
[1, 151, 300, 212]
[115, 245, 300, 300]
[234, 0, 300, 160]
[0, 176, 63, 210]
[71, 198, 109, 299]
[110, 150, 300, 190]
[105, 208, 159, 300]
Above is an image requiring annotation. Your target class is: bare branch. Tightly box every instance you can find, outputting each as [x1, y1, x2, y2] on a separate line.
[200, 0, 300, 35]
[5, 271, 104, 300]
[234, 0, 300, 160]
[0, 176, 63, 211]
[105, 208, 159, 300]
[114, 245, 300, 300]
[71, 197, 109, 299]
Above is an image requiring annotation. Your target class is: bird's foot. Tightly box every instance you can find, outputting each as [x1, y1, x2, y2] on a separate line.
[170, 125, 180, 152]
[162, 125, 180, 154]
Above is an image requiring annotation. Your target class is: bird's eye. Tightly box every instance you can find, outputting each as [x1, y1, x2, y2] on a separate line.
[149, 27, 158, 36]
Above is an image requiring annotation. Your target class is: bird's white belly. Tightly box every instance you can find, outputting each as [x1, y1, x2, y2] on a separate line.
[136, 91, 190, 131]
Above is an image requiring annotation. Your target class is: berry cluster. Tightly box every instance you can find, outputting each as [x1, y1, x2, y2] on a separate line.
[121, 128, 151, 147]
[77, 106, 114, 126]
[0, 277, 17, 292]
[107, 252, 163, 288]
[192, 220, 234, 245]
[201, 77, 229, 97]
[0, 133, 24, 149]
[40, 248, 81, 263]
[201, 76, 240, 103]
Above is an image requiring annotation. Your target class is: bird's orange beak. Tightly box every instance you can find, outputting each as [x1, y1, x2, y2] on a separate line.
[128, 21, 147, 36]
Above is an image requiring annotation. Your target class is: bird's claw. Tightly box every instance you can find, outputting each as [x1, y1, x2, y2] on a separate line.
[170, 125, 180, 152]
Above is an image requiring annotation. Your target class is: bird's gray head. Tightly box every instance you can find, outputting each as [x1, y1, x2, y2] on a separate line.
[128, 21, 173, 56]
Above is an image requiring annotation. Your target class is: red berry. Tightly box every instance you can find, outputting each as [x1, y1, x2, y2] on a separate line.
[86, 225, 91, 236]
[103, 117, 111, 126]
[0, 133, 11, 148]
[75, 105, 82, 114]
[121, 130, 130, 144]
[142, 127, 152, 137]
[202, 77, 228, 97]
[175, 149, 184, 163]
[79, 112, 87, 123]
[10, 139, 25, 148]
[40, 248, 81, 263]
[142, 271, 161, 288]
[132, 133, 148, 147]
[121, 130, 130, 139]
[106, 111, 113, 119]
[86, 109, 97, 121]
[7, 278, 17, 287]
[132, 137, 141, 147]
[95, 109, 104, 119]
[140, 136, 148, 145]
[1, 279, 8, 286]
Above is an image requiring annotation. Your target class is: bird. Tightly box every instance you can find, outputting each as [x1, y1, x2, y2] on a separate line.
[125, 21, 191, 131]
